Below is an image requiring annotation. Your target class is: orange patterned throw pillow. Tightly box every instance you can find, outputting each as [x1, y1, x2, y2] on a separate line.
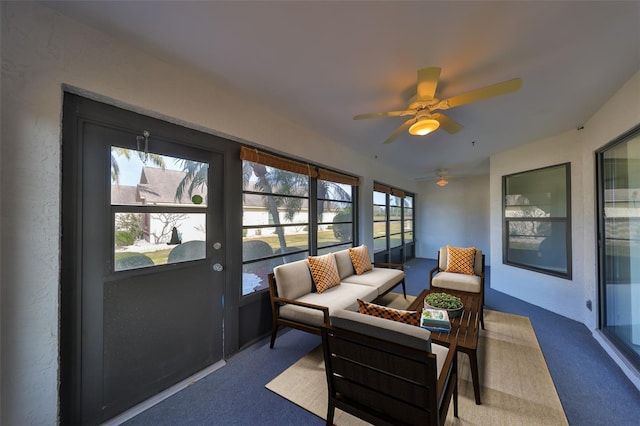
[307, 253, 341, 293]
[348, 245, 373, 275]
[357, 299, 420, 326]
[445, 245, 476, 275]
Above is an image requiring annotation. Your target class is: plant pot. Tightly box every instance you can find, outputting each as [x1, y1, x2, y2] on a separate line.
[424, 302, 464, 318]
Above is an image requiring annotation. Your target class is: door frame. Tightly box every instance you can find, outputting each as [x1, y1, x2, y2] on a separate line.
[60, 93, 243, 424]
[595, 122, 640, 372]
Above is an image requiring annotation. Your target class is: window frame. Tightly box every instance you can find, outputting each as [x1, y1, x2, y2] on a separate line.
[373, 182, 415, 263]
[502, 162, 572, 279]
[241, 148, 359, 296]
[596, 123, 640, 372]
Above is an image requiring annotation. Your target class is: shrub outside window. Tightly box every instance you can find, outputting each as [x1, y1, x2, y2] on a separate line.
[503, 163, 571, 278]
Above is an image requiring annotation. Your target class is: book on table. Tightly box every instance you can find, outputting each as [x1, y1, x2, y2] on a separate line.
[421, 308, 451, 333]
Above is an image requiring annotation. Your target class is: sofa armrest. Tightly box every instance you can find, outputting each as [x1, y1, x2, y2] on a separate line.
[429, 265, 441, 285]
[372, 262, 404, 271]
[271, 296, 331, 325]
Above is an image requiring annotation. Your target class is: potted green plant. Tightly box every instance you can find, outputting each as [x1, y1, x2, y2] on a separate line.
[424, 292, 463, 318]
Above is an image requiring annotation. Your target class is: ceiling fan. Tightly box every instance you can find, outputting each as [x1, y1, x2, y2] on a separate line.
[353, 67, 522, 144]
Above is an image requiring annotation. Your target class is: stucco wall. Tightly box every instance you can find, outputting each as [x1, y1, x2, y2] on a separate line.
[490, 129, 584, 321]
[416, 174, 491, 264]
[490, 69, 640, 328]
[0, 3, 415, 424]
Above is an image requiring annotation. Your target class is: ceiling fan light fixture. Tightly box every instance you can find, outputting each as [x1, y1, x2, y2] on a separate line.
[409, 118, 440, 136]
[436, 169, 448, 186]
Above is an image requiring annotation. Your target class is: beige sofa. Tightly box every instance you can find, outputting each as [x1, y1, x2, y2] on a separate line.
[267, 248, 405, 348]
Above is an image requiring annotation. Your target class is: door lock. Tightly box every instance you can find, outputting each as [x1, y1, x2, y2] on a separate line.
[213, 263, 224, 272]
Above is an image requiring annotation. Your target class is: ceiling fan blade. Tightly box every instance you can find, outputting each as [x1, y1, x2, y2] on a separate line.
[353, 110, 414, 120]
[432, 113, 463, 134]
[439, 78, 523, 110]
[416, 67, 441, 102]
[383, 118, 415, 144]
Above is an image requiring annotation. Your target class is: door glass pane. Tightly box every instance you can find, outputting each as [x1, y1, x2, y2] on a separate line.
[111, 146, 208, 207]
[114, 212, 206, 271]
[602, 132, 640, 360]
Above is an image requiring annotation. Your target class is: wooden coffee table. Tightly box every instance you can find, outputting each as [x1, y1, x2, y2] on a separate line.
[408, 288, 483, 404]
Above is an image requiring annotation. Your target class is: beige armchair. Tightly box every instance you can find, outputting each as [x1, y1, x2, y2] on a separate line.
[429, 247, 485, 329]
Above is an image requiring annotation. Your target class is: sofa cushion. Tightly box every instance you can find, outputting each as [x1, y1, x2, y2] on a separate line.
[330, 309, 431, 352]
[348, 245, 373, 275]
[341, 267, 404, 295]
[273, 259, 314, 300]
[333, 249, 356, 279]
[357, 299, 420, 326]
[431, 271, 482, 293]
[279, 283, 377, 327]
[308, 253, 341, 293]
[445, 245, 476, 275]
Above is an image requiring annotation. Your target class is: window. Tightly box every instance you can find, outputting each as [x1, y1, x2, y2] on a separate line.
[317, 169, 355, 255]
[111, 146, 208, 271]
[241, 147, 358, 295]
[404, 194, 414, 244]
[503, 163, 571, 278]
[373, 189, 388, 253]
[373, 183, 415, 263]
[389, 194, 403, 249]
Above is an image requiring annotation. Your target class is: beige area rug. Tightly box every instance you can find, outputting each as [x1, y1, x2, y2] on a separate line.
[266, 293, 568, 425]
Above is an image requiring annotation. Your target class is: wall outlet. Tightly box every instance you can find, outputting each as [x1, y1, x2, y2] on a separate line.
[586, 299, 592, 311]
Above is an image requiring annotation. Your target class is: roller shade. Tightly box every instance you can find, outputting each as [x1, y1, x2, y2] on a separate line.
[240, 146, 317, 177]
[318, 168, 360, 186]
[373, 182, 390, 193]
[391, 188, 405, 198]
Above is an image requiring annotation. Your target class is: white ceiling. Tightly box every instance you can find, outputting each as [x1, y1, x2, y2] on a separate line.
[45, 1, 640, 180]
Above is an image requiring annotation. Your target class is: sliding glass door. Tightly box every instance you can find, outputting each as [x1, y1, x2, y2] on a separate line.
[598, 124, 640, 370]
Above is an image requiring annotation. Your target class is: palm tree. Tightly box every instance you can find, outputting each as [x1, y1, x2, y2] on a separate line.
[111, 147, 166, 184]
[175, 159, 208, 202]
[247, 163, 307, 250]
[176, 159, 352, 251]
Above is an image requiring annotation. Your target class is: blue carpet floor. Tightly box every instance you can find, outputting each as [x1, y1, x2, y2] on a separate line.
[125, 258, 640, 425]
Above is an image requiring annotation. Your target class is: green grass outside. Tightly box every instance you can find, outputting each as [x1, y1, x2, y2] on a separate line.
[243, 229, 340, 249]
[114, 230, 339, 267]
[114, 228, 407, 267]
